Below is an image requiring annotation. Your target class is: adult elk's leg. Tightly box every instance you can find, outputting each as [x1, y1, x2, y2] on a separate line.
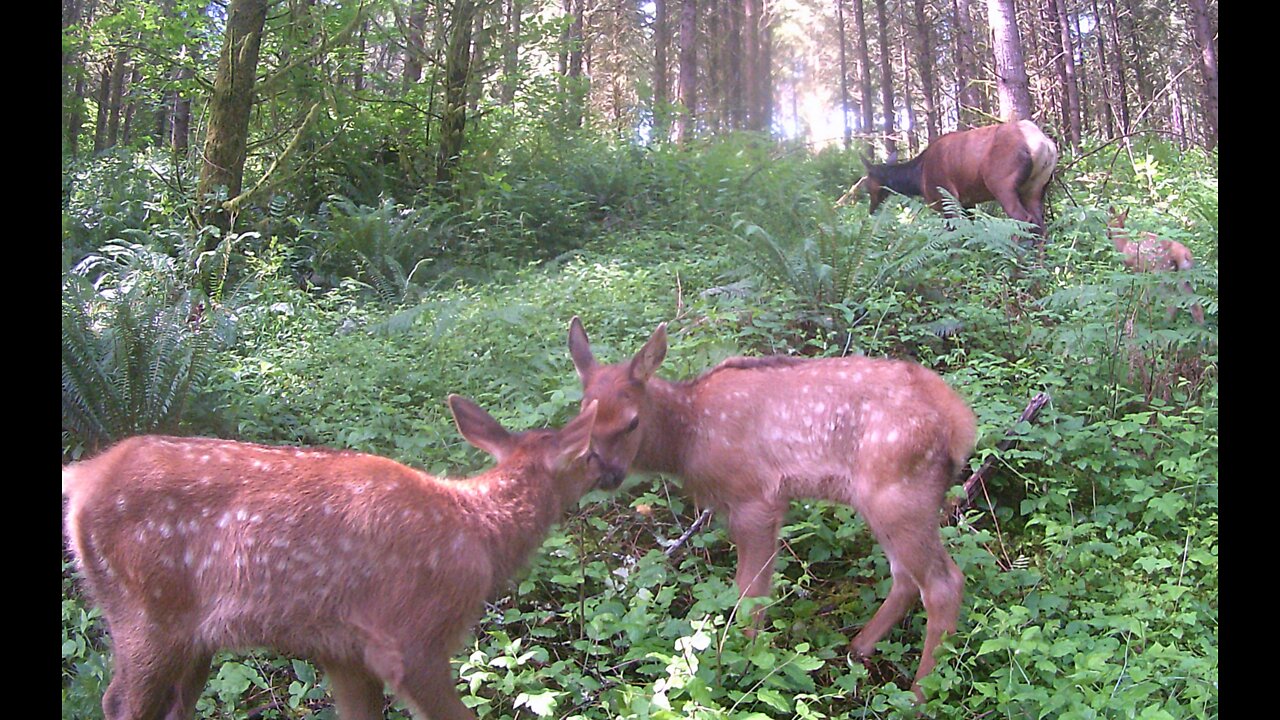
[726, 498, 786, 635]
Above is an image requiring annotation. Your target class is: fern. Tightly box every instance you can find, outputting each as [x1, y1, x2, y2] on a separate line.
[61, 243, 213, 456]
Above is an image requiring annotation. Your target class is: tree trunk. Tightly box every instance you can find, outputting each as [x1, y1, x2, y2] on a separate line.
[1051, 0, 1080, 150]
[1071, 8, 1090, 136]
[837, 0, 851, 148]
[913, 0, 938, 142]
[1089, 0, 1113, 138]
[170, 65, 192, 154]
[874, 0, 896, 160]
[675, 0, 698, 143]
[500, 0, 522, 105]
[1104, 0, 1130, 134]
[726, 0, 744, 129]
[757, 4, 773, 133]
[953, 0, 984, 126]
[121, 66, 142, 146]
[985, 0, 1033, 121]
[1186, 0, 1217, 147]
[852, 0, 874, 135]
[436, 0, 478, 190]
[899, 27, 918, 155]
[104, 49, 129, 149]
[93, 64, 110, 154]
[354, 19, 367, 91]
[197, 0, 270, 230]
[1169, 65, 1187, 149]
[404, 0, 427, 87]
[653, 0, 670, 137]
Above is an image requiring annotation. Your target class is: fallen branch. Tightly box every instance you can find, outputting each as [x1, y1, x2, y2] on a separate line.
[946, 391, 1051, 522]
[835, 176, 867, 208]
[664, 508, 715, 558]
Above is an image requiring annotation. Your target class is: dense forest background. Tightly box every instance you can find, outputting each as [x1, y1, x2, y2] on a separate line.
[62, 0, 1217, 718]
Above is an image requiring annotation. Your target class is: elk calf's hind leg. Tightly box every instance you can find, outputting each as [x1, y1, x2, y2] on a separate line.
[325, 663, 387, 720]
[848, 482, 964, 694]
[394, 652, 476, 720]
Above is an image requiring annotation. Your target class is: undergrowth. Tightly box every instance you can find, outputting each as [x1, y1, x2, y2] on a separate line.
[61, 133, 1217, 719]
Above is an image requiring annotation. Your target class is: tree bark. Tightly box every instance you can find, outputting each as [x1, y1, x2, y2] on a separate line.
[197, 0, 270, 230]
[1071, 8, 1090, 136]
[104, 49, 129, 149]
[1186, 0, 1217, 147]
[726, 0, 744, 129]
[837, 0, 851, 148]
[985, 0, 1033, 121]
[900, 26, 918, 155]
[93, 63, 110, 154]
[500, 0, 522, 105]
[436, 0, 478, 190]
[913, 0, 938, 142]
[757, 3, 773, 133]
[874, 0, 896, 160]
[952, 0, 984, 127]
[404, 0, 428, 87]
[851, 0, 874, 135]
[652, 0, 670, 138]
[675, 0, 698, 143]
[1103, 0, 1130, 134]
[1051, 0, 1080, 150]
[1089, 0, 1114, 138]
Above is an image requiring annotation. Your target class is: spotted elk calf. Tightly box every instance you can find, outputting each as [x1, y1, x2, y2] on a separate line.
[1107, 207, 1206, 324]
[62, 396, 615, 720]
[568, 317, 977, 700]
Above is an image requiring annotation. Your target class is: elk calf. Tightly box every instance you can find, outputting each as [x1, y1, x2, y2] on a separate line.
[568, 317, 977, 700]
[62, 396, 614, 720]
[1107, 207, 1205, 324]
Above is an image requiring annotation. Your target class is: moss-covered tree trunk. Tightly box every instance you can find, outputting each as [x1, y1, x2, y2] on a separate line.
[436, 0, 477, 192]
[197, 0, 269, 235]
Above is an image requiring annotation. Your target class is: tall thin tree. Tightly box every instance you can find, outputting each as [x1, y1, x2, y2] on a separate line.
[985, 0, 1033, 121]
[874, 0, 896, 159]
[675, 0, 698, 143]
[1186, 0, 1217, 147]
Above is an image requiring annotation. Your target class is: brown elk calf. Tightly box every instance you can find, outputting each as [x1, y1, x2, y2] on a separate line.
[568, 317, 977, 700]
[62, 396, 615, 720]
[1107, 207, 1205, 324]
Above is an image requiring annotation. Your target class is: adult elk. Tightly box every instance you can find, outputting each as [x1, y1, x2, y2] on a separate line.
[62, 396, 616, 720]
[568, 317, 977, 700]
[1107, 207, 1205, 324]
[859, 120, 1058, 239]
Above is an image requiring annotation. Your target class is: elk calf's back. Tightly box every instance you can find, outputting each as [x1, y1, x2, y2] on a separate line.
[569, 317, 976, 701]
[1107, 207, 1205, 324]
[62, 396, 608, 720]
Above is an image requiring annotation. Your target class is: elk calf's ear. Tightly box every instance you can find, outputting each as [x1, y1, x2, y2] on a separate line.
[553, 400, 597, 473]
[449, 394, 515, 462]
[628, 322, 668, 382]
[568, 316, 598, 383]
